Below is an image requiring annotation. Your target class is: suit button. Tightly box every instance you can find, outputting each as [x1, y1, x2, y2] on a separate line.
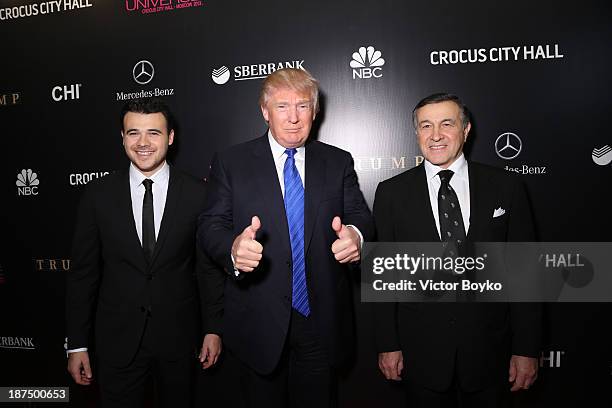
[449, 317, 456, 324]
[286, 261, 291, 268]
[146, 274, 153, 281]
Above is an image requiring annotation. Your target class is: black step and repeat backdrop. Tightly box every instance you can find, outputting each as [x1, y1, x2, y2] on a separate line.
[1, 0, 611, 406]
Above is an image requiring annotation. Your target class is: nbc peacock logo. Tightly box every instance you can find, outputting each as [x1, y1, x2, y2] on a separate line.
[211, 66, 231, 85]
[16, 169, 40, 196]
[350, 46, 385, 79]
[592, 145, 612, 166]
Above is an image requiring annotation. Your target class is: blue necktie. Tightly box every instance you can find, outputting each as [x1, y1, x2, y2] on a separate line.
[284, 148, 310, 316]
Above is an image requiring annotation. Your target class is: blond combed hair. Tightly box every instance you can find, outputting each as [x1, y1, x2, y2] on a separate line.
[259, 68, 319, 114]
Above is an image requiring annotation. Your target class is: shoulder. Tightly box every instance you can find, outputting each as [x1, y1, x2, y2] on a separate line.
[215, 136, 264, 162]
[377, 164, 424, 192]
[468, 161, 523, 186]
[171, 167, 205, 189]
[81, 169, 125, 195]
[307, 140, 352, 160]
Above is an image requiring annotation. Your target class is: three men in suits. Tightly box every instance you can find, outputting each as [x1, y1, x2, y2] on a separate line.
[66, 98, 224, 407]
[374, 93, 542, 407]
[198, 68, 373, 407]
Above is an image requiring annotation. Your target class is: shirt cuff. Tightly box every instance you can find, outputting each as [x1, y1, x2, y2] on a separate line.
[230, 253, 240, 277]
[66, 347, 87, 358]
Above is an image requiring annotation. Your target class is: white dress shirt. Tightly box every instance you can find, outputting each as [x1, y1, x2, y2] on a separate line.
[129, 161, 170, 243]
[67, 162, 170, 355]
[423, 154, 471, 239]
[268, 131, 305, 197]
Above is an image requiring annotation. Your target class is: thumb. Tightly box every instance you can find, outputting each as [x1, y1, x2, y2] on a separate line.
[332, 216, 342, 235]
[251, 216, 261, 233]
[508, 360, 517, 382]
[244, 216, 261, 239]
[83, 358, 93, 379]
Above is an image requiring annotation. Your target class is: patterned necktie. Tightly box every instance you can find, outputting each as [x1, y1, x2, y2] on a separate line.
[437, 170, 466, 256]
[142, 178, 156, 261]
[284, 148, 310, 316]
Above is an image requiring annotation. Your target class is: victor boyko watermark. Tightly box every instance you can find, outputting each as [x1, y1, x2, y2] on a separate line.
[361, 242, 612, 302]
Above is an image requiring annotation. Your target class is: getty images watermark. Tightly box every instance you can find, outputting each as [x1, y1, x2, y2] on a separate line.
[361, 242, 612, 302]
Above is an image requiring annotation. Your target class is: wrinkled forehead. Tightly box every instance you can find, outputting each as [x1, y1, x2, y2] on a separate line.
[268, 85, 311, 100]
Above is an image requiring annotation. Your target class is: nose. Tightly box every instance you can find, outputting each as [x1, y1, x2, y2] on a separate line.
[431, 126, 442, 141]
[287, 105, 299, 124]
[137, 133, 150, 147]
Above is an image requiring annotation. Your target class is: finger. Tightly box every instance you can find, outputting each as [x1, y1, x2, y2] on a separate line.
[251, 216, 261, 233]
[332, 216, 342, 234]
[83, 359, 93, 379]
[331, 238, 350, 254]
[248, 240, 263, 254]
[398, 359, 404, 376]
[236, 258, 260, 269]
[508, 363, 517, 382]
[199, 346, 208, 363]
[511, 373, 527, 392]
[334, 247, 358, 263]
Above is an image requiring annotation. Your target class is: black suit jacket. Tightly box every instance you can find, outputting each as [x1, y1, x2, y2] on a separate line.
[198, 135, 373, 374]
[373, 161, 542, 392]
[66, 166, 224, 367]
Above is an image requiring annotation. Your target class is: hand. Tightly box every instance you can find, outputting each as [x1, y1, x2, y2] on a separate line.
[199, 334, 222, 369]
[231, 216, 263, 272]
[67, 351, 93, 385]
[378, 350, 404, 381]
[509, 355, 538, 391]
[331, 216, 361, 263]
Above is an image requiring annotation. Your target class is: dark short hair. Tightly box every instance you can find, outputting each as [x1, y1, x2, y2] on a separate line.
[412, 93, 470, 130]
[120, 97, 175, 133]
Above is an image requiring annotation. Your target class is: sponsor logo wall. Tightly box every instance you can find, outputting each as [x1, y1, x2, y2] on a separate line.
[2, 1, 610, 406]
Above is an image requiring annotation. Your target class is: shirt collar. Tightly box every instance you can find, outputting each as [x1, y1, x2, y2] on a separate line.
[424, 153, 468, 182]
[129, 161, 169, 189]
[267, 130, 305, 159]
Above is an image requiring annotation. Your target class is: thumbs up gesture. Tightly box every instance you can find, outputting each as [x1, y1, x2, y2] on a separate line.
[331, 216, 361, 263]
[231, 216, 263, 272]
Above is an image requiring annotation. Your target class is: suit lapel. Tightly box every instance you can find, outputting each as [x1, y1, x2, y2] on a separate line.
[252, 136, 291, 254]
[119, 168, 149, 271]
[150, 166, 181, 267]
[304, 142, 325, 254]
[414, 164, 441, 242]
[466, 162, 491, 240]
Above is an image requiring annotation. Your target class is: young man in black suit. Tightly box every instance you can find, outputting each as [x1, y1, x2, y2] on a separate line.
[66, 98, 224, 407]
[198, 68, 373, 407]
[373, 93, 542, 407]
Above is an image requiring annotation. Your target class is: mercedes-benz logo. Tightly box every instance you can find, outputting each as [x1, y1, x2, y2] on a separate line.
[133, 60, 154, 85]
[495, 132, 522, 160]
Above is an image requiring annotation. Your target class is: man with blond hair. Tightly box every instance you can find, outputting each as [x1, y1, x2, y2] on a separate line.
[198, 68, 373, 407]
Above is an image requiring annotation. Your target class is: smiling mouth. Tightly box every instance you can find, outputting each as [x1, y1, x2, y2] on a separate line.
[135, 151, 154, 156]
[429, 145, 447, 150]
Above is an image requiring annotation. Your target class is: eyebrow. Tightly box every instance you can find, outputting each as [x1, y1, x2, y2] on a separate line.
[125, 128, 162, 133]
[418, 118, 455, 125]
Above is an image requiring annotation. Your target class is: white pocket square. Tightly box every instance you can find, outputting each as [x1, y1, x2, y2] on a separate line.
[493, 207, 506, 218]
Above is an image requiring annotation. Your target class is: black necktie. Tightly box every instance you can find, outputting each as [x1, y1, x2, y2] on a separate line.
[142, 179, 155, 261]
[437, 170, 466, 256]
